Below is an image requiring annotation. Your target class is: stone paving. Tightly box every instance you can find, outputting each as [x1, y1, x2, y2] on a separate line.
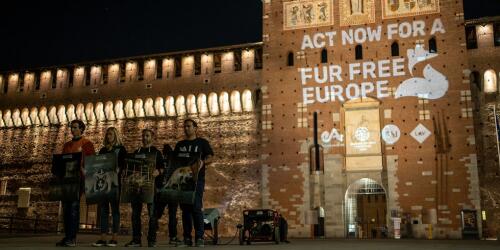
[0, 234, 498, 250]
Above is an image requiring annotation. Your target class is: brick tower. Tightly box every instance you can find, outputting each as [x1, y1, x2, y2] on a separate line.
[260, 0, 480, 239]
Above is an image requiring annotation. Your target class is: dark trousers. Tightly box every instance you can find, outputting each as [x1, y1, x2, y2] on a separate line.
[62, 200, 80, 241]
[130, 202, 153, 242]
[180, 184, 204, 241]
[99, 199, 120, 234]
[148, 202, 179, 242]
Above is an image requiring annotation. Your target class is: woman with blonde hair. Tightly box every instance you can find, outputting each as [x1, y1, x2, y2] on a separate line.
[92, 127, 127, 247]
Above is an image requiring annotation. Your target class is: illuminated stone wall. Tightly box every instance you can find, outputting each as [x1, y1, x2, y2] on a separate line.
[0, 44, 263, 237]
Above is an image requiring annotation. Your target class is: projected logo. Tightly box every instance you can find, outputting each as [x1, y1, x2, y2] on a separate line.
[395, 44, 448, 100]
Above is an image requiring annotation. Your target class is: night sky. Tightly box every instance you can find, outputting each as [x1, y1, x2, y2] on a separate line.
[0, 0, 498, 72]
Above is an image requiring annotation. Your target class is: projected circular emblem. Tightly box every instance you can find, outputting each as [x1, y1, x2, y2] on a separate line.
[382, 124, 401, 145]
[354, 127, 370, 142]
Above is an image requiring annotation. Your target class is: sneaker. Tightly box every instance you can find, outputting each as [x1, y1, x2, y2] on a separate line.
[169, 237, 181, 245]
[65, 240, 77, 247]
[195, 239, 204, 247]
[148, 241, 157, 247]
[176, 239, 192, 247]
[125, 240, 142, 247]
[92, 240, 107, 247]
[56, 239, 76, 247]
[107, 240, 118, 247]
[55, 238, 67, 247]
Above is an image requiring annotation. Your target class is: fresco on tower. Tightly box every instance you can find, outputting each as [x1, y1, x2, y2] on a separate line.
[340, 0, 376, 26]
[382, 0, 440, 19]
[283, 0, 333, 30]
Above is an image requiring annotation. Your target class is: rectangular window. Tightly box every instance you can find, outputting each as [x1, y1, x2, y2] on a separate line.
[68, 69, 73, 88]
[119, 63, 126, 83]
[51, 71, 57, 89]
[85, 67, 91, 86]
[234, 50, 242, 71]
[494, 22, 500, 47]
[138, 61, 144, 81]
[214, 53, 221, 73]
[18, 74, 24, 92]
[174, 56, 182, 77]
[33, 74, 40, 90]
[194, 54, 201, 75]
[156, 59, 163, 79]
[102, 65, 108, 84]
[254, 48, 263, 69]
[465, 25, 478, 49]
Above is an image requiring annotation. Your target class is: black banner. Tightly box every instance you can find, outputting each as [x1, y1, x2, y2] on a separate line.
[48, 152, 82, 202]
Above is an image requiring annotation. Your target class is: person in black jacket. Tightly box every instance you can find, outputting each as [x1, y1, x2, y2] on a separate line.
[92, 127, 127, 247]
[125, 129, 163, 247]
[148, 144, 182, 245]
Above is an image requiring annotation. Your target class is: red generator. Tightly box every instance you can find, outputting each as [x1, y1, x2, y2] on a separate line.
[239, 209, 280, 245]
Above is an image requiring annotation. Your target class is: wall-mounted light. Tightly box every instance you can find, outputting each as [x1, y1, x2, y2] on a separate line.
[478, 23, 491, 35]
[147, 59, 155, 66]
[183, 55, 194, 63]
[110, 64, 119, 72]
[9, 73, 19, 81]
[75, 66, 85, 76]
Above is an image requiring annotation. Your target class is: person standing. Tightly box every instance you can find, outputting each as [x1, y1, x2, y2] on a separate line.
[56, 119, 95, 247]
[92, 127, 127, 247]
[148, 144, 181, 246]
[125, 129, 163, 247]
[175, 119, 213, 248]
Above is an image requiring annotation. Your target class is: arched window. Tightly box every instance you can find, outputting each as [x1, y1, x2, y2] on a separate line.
[355, 45, 363, 60]
[484, 69, 498, 93]
[429, 37, 437, 53]
[391, 41, 399, 57]
[321, 48, 328, 63]
[287, 51, 294, 66]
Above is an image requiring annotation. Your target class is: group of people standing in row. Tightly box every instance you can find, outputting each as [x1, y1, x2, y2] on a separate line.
[56, 118, 213, 248]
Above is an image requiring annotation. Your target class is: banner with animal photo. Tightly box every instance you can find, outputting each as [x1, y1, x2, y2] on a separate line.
[48, 152, 82, 202]
[84, 153, 118, 204]
[157, 154, 202, 204]
[120, 153, 156, 203]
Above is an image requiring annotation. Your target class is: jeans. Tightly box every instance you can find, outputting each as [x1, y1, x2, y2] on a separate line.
[99, 199, 120, 234]
[131, 202, 154, 242]
[148, 202, 178, 242]
[180, 181, 204, 241]
[62, 200, 80, 241]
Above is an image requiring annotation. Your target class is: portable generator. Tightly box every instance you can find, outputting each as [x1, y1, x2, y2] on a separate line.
[239, 209, 280, 245]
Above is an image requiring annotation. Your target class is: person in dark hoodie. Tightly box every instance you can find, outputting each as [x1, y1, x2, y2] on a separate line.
[92, 127, 127, 247]
[125, 128, 163, 247]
